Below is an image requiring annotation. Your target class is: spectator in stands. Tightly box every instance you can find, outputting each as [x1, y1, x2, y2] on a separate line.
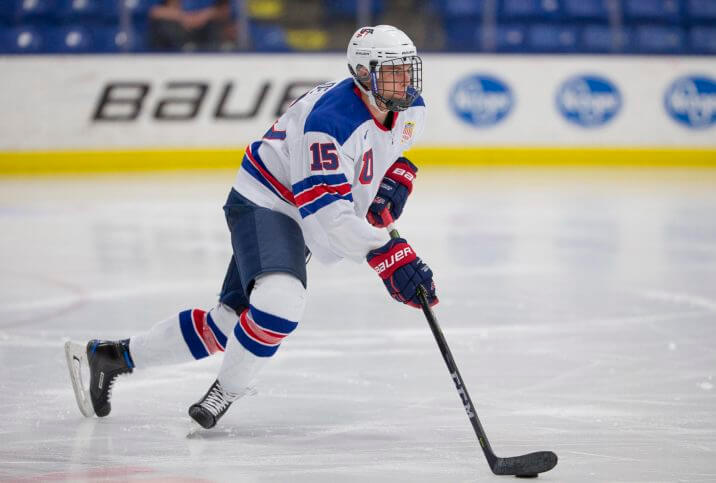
[148, 0, 232, 51]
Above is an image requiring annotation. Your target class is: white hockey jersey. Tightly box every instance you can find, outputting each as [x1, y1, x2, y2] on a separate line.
[233, 77, 427, 264]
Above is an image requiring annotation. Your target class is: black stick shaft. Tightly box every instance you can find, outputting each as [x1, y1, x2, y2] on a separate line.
[388, 228, 498, 468]
[416, 286, 498, 467]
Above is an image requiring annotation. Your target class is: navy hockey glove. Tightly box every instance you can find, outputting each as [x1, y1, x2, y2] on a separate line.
[367, 237, 438, 308]
[366, 158, 418, 228]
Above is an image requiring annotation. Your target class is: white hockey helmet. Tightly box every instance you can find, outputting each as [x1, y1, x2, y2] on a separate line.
[347, 25, 423, 112]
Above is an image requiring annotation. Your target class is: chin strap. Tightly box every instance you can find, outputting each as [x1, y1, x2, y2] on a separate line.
[353, 77, 388, 112]
[369, 68, 392, 112]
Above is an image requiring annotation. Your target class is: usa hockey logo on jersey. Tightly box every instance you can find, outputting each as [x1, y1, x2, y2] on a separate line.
[401, 121, 415, 143]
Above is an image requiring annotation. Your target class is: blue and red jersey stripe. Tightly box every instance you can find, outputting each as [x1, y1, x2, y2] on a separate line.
[241, 142, 296, 205]
[241, 141, 355, 218]
[292, 174, 353, 218]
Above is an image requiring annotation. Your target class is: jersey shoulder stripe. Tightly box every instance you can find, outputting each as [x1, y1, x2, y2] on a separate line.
[242, 142, 295, 205]
[303, 78, 371, 145]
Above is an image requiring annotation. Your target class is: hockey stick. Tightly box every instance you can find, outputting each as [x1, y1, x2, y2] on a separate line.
[388, 226, 557, 478]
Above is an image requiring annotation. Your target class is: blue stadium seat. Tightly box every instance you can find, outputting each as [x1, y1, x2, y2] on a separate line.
[46, 25, 94, 52]
[17, 0, 60, 23]
[500, 0, 562, 20]
[250, 23, 291, 52]
[443, 18, 481, 51]
[581, 24, 630, 52]
[563, 0, 608, 21]
[687, 0, 716, 21]
[435, 0, 484, 18]
[0, 26, 44, 53]
[527, 23, 578, 52]
[623, 0, 681, 23]
[690, 26, 716, 53]
[99, 0, 154, 21]
[323, 0, 384, 18]
[94, 26, 145, 52]
[58, 0, 103, 21]
[633, 25, 685, 52]
[495, 24, 527, 51]
[581, 24, 611, 51]
[0, 1, 16, 24]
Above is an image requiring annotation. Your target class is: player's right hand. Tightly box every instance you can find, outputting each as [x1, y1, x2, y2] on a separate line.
[366, 238, 438, 308]
[366, 157, 418, 228]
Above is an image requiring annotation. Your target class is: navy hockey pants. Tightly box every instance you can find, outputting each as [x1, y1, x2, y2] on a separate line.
[218, 188, 307, 312]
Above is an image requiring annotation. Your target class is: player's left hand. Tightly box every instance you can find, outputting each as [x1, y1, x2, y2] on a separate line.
[366, 157, 418, 228]
[366, 237, 438, 308]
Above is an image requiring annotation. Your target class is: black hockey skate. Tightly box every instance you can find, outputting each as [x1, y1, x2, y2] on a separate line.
[86, 339, 134, 417]
[65, 339, 134, 417]
[188, 379, 238, 429]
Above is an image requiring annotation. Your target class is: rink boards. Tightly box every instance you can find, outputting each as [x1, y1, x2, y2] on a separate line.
[1, 54, 715, 172]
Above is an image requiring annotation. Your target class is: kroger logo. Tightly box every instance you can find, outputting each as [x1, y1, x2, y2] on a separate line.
[556, 75, 622, 127]
[664, 76, 716, 129]
[449, 74, 514, 127]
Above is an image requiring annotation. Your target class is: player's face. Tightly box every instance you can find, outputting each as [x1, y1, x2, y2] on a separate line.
[378, 63, 413, 100]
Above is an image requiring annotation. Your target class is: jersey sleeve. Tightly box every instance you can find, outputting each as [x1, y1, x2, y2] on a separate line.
[291, 131, 389, 262]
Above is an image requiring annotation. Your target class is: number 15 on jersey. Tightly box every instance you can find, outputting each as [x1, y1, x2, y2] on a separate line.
[309, 143, 339, 171]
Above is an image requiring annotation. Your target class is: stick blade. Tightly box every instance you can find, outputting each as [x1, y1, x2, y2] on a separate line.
[491, 451, 558, 476]
[64, 341, 95, 418]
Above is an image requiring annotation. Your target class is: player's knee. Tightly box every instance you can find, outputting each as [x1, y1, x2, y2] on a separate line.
[250, 272, 306, 327]
[232, 272, 304, 357]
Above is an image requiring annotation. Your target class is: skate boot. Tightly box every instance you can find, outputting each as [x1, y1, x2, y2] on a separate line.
[87, 339, 134, 417]
[188, 379, 239, 429]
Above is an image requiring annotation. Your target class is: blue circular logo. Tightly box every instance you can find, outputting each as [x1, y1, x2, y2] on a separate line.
[664, 76, 716, 129]
[556, 75, 622, 127]
[449, 74, 514, 127]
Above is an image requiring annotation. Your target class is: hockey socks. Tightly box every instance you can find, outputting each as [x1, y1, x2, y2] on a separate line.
[122, 272, 303, 376]
[217, 272, 305, 396]
[128, 303, 239, 368]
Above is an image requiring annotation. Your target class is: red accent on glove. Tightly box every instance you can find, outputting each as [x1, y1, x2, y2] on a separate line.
[366, 205, 394, 228]
[367, 241, 417, 280]
[384, 160, 417, 194]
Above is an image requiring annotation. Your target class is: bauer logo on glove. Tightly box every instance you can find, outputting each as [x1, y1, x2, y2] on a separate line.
[370, 245, 415, 276]
[367, 237, 438, 308]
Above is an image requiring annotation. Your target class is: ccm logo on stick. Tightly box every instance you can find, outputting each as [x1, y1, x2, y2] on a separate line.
[373, 246, 414, 275]
[451, 371, 476, 418]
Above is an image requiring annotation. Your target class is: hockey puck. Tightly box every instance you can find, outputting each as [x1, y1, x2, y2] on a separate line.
[515, 474, 538, 478]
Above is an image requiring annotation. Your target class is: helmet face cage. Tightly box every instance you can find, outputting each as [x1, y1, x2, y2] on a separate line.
[368, 56, 422, 112]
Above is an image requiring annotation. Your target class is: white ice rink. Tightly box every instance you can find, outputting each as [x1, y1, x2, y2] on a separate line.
[1, 168, 715, 482]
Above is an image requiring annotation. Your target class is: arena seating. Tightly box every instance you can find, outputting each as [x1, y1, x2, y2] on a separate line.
[0, 0, 714, 54]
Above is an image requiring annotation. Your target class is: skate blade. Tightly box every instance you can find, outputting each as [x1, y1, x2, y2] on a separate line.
[186, 420, 205, 439]
[64, 341, 95, 418]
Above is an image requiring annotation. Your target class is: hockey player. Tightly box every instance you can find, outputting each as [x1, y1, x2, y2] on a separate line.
[65, 25, 438, 429]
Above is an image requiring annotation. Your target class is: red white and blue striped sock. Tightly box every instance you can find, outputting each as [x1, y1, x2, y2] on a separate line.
[129, 303, 238, 368]
[218, 272, 305, 395]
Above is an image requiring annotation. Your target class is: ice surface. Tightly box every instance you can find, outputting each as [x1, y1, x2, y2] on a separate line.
[1, 168, 715, 482]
